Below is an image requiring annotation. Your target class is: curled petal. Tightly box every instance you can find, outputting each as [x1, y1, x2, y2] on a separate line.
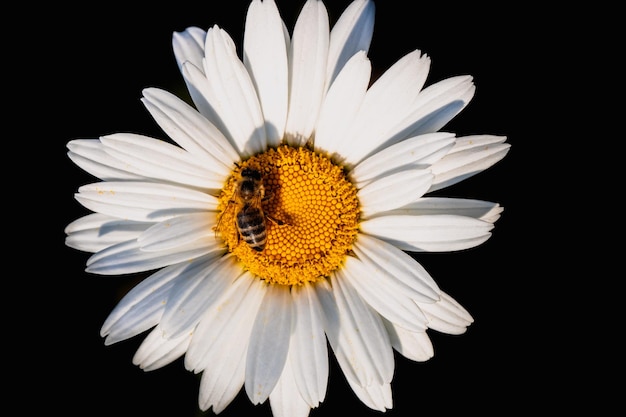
[172, 26, 206, 75]
[344, 373, 392, 412]
[418, 291, 474, 335]
[132, 325, 191, 371]
[199, 358, 246, 413]
[429, 134, 511, 192]
[383, 318, 434, 362]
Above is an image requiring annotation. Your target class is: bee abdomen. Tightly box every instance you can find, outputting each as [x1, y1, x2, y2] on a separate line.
[237, 205, 267, 251]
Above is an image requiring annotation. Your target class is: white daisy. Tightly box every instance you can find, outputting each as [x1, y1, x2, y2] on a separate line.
[65, 0, 510, 416]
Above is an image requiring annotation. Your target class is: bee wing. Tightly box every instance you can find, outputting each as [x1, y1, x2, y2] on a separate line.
[215, 199, 237, 237]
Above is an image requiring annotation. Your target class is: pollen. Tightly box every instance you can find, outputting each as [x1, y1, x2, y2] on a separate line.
[215, 145, 360, 286]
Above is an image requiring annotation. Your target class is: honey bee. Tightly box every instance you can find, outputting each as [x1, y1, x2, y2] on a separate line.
[218, 167, 283, 252]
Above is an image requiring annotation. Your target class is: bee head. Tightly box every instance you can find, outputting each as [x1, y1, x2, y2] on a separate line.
[241, 167, 262, 181]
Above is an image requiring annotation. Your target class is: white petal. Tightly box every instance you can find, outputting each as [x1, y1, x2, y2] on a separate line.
[65, 213, 151, 253]
[86, 237, 222, 276]
[173, 27, 210, 117]
[244, 0, 289, 146]
[317, 276, 394, 387]
[185, 272, 259, 372]
[101, 262, 188, 343]
[382, 197, 504, 224]
[198, 353, 245, 413]
[245, 284, 292, 405]
[340, 50, 432, 165]
[203, 26, 267, 156]
[132, 325, 191, 371]
[195, 276, 267, 413]
[429, 135, 510, 192]
[326, 0, 375, 87]
[269, 356, 312, 417]
[383, 318, 434, 362]
[160, 254, 241, 338]
[172, 26, 206, 75]
[141, 87, 239, 172]
[360, 214, 494, 252]
[180, 61, 226, 128]
[103, 301, 160, 345]
[418, 291, 474, 335]
[344, 374, 392, 412]
[290, 283, 329, 407]
[350, 132, 455, 187]
[75, 181, 217, 222]
[64, 213, 112, 235]
[100, 133, 225, 190]
[284, 0, 329, 146]
[385, 75, 475, 142]
[314, 51, 370, 156]
[358, 169, 433, 218]
[341, 256, 427, 332]
[138, 212, 216, 251]
[67, 139, 146, 181]
[353, 234, 440, 302]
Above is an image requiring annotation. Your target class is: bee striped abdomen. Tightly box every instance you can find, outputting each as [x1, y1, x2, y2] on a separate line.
[236, 204, 267, 251]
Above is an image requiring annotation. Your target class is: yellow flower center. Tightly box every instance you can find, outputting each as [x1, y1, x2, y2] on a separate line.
[215, 145, 360, 286]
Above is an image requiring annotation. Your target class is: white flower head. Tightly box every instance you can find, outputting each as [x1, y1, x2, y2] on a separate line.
[65, 0, 510, 416]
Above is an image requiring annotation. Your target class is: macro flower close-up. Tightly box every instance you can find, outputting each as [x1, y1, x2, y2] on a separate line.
[64, 0, 510, 416]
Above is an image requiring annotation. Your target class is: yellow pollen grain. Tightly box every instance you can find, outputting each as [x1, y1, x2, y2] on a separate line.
[215, 145, 360, 286]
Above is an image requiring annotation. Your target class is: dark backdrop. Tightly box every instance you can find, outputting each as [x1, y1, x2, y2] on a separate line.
[28, 1, 562, 416]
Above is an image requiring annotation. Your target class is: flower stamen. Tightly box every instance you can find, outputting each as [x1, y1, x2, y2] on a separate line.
[216, 145, 359, 286]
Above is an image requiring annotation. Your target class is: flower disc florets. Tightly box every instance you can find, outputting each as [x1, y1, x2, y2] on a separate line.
[216, 145, 359, 286]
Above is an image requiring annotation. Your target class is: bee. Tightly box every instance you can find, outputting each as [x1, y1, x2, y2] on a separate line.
[218, 167, 283, 252]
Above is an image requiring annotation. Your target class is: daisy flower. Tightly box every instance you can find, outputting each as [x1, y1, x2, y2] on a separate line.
[65, 0, 510, 415]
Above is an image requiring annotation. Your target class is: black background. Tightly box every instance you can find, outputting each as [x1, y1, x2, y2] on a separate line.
[20, 0, 578, 415]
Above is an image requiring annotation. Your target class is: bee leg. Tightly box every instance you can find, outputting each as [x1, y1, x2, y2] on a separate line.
[262, 183, 283, 202]
[215, 199, 236, 241]
[266, 214, 286, 226]
[214, 213, 223, 240]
